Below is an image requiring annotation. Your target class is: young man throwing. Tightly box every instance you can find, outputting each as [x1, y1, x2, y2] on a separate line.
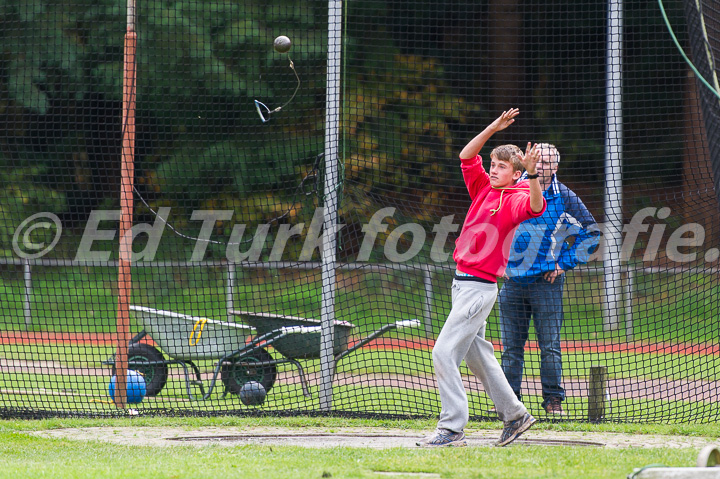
[418, 108, 546, 448]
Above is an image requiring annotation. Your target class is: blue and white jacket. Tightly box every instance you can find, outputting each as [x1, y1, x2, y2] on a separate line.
[505, 174, 601, 283]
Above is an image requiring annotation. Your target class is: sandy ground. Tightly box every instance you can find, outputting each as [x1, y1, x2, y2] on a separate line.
[28, 426, 720, 450]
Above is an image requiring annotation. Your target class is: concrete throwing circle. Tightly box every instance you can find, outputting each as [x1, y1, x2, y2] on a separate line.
[28, 427, 719, 450]
[166, 433, 604, 448]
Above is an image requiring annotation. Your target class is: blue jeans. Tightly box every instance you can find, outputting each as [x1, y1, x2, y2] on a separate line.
[498, 275, 565, 407]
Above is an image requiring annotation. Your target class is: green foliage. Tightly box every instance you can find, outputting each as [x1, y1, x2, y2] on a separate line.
[0, 0, 694, 238]
[1, 0, 124, 108]
[6, 60, 50, 115]
[0, 0, 331, 236]
[340, 54, 479, 239]
[0, 167, 67, 258]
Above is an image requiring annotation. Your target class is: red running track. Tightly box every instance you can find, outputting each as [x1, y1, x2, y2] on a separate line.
[1, 331, 718, 357]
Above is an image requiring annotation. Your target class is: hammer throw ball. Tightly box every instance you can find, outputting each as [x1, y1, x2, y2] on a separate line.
[108, 369, 146, 404]
[239, 380, 267, 406]
[273, 35, 292, 54]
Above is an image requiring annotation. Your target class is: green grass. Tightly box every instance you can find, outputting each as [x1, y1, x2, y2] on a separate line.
[0, 416, 717, 479]
[6, 341, 717, 386]
[3, 264, 720, 343]
[1, 342, 718, 420]
[0, 265, 431, 335]
[2, 265, 719, 422]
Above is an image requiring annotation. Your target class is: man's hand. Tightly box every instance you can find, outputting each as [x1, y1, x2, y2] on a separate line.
[489, 108, 520, 133]
[543, 264, 565, 284]
[521, 142, 544, 214]
[459, 108, 520, 160]
[519, 142, 540, 174]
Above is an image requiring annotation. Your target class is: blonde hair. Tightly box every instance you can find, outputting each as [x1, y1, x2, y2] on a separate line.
[490, 144, 523, 172]
[537, 143, 560, 166]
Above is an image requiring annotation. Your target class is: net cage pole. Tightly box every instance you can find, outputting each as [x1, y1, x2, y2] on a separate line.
[603, 0, 624, 332]
[318, 0, 343, 412]
[115, 0, 138, 409]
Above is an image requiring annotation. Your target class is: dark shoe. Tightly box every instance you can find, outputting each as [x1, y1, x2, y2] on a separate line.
[496, 413, 536, 447]
[543, 397, 566, 416]
[416, 429, 467, 447]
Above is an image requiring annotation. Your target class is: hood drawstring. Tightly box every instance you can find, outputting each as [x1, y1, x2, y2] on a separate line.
[489, 186, 527, 216]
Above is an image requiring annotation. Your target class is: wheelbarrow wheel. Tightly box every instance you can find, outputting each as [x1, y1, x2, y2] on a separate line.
[221, 348, 277, 394]
[113, 343, 168, 397]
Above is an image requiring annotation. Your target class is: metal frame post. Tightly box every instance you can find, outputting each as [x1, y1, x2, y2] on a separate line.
[603, 0, 624, 332]
[318, 0, 343, 411]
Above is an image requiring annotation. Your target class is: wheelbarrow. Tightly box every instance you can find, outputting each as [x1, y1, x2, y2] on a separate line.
[228, 310, 421, 396]
[105, 305, 293, 400]
[105, 305, 419, 400]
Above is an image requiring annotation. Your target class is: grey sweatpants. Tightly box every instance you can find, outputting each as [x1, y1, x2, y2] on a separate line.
[433, 279, 527, 432]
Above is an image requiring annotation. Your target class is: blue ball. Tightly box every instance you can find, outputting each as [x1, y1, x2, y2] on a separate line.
[239, 381, 266, 406]
[108, 370, 146, 404]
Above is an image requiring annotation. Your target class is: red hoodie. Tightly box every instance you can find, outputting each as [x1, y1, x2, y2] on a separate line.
[453, 155, 546, 282]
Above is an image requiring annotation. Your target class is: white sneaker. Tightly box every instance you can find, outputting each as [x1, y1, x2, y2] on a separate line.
[416, 429, 467, 447]
[496, 413, 536, 447]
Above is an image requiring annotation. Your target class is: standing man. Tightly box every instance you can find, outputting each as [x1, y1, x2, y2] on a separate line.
[499, 143, 600, 415]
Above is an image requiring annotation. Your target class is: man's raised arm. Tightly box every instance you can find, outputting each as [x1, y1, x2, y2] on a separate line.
[459, 108, 520, 160]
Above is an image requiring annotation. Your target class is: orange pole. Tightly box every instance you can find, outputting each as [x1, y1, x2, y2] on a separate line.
[116, 28, 137, 409]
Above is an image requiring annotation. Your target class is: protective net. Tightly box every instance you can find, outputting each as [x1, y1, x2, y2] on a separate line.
[1, 0, 718, 423]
